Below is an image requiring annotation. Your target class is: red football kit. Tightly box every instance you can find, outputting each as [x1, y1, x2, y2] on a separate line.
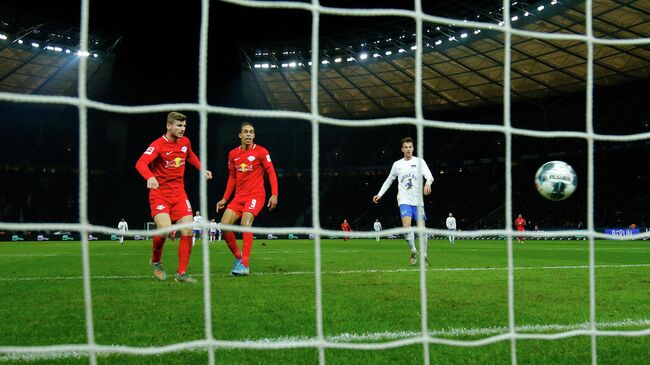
[341, 221, 351, 241]
[222, 144, 278, 217]
[515, 217, 526, 231]
[135, 134, 201, 221]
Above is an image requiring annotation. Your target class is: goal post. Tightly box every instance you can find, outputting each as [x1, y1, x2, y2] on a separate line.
[145, 222, 156, 240]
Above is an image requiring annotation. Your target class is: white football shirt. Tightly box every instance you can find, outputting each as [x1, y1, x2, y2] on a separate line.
[118, 221, 128, 231]
[377, 156, 434, 206]
[193, 215, 203, 230]
[373, 221, 382, 231]
[446, 216, 457, 230]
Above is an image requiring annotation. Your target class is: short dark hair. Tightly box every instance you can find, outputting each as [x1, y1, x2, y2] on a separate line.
[401, 137, 413, 147]
[240, 121, 254, 132]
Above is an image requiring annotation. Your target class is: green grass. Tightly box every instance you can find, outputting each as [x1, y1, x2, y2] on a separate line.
[0, 238, 648, 364]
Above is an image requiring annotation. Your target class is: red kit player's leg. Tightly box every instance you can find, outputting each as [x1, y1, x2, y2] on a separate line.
[177, 235, 192, 274]
[152, 236, 165, 263]
[241, 232, 253, 267]
[223, 231, 242, 259]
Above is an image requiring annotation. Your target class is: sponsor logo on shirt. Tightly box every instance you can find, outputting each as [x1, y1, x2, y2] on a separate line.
[144, 147, 155, 155]
[165, 157, 185, 168]
[237, 163, 253, 172]
[166, 151, 173, 155]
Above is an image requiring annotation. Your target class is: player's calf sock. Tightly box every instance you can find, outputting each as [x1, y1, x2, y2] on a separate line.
[224, 231, 242, 259]
[152, 236, 166, 263]
[177, 235, 192, 274]
[405, 232, 416, 251]
[241, 232, 253, 267]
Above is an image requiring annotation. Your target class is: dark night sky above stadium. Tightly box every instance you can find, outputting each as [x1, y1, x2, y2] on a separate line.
[2, 0, 440, 105]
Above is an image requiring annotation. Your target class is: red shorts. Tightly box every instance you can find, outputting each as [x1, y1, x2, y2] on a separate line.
[149, 191, 192, 221]
[517, 227, 525, 232]
[227, 196, 265, 217]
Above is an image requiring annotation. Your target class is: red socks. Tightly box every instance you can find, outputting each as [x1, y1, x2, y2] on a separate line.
[242, 232, 253, 267]
[152, 236, 165, 263]
[177, 235, 192, 274]
[224, 231, 242, 259]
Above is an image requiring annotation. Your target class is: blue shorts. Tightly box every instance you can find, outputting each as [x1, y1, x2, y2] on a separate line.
[399, 204, 427, 221]
[193, 229, 202, 234]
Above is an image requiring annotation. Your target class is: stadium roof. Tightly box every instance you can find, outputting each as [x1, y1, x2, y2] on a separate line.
[0, 10, 120, 96]
[242, 0, 650, 118]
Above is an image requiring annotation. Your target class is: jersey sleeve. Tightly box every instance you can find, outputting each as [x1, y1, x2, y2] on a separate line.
[221, 151, 237, 201]
[260, 147, 279, 196]
[135, 142, 159, 181]
[421, 159, 434, 185]
[377, 162, 398, 197]
[185, 139, 202, 170]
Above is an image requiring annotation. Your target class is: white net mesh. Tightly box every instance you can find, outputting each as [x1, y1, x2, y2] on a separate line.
[1, 0, 650, 364]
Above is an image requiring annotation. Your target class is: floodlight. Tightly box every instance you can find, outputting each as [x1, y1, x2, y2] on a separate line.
[385, 51, 392, 56]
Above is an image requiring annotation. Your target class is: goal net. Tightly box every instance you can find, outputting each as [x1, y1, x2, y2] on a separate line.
[0, 0, 649, 364]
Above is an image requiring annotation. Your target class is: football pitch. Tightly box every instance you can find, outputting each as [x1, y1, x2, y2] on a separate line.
[0, 238, 648, 364]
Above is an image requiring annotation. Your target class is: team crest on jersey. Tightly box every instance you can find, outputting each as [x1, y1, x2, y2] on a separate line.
[247, 155, 256, 162]
[156, 205, 166, 210]
[181, 146, 188, 153]
[144, 147, 155, 155]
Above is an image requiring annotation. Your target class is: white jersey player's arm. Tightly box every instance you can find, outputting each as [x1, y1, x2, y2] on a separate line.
[421, 159, 434, 186]
[377, 162, 399, 197]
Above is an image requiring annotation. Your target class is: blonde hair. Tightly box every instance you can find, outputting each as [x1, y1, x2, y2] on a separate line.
[167, 112, 187, 124]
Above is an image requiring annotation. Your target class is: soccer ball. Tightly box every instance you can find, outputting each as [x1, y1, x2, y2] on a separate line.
[534, 161, 577, 201]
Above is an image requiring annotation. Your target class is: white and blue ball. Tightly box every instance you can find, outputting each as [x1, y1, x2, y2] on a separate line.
[534, 161, 577, 201]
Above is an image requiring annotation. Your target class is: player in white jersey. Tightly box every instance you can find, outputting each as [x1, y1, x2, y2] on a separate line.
[373, 137, 434, 266]
[117, 218, 128, 245]
[373, 219, 383, 242]
[192, 211, 203, 246]
[445, 212, 457, 244]
[208, 219, 218, 243]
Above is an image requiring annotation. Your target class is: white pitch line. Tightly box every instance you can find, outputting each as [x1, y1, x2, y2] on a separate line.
[0, 318, 648, 362]
[0, 264, 648, 282]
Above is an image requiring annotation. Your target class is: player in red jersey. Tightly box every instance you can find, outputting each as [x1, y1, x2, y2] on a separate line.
[216, 122, 278, 276]
[341, 219, 351, 241]
[135, 112, 212, 283]
[515, 213, 526, 243]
